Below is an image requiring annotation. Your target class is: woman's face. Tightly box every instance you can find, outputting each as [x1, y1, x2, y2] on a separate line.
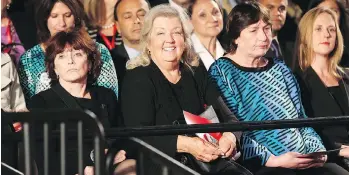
[235, 19, 272, 58]
[148, 16, 185, 66]
[47, 2, 75, 37]
[54, 47, 90, 83]
[312, 13, 337, 57]
[191, 0, 223, 38]
[317, 0, 340, 23]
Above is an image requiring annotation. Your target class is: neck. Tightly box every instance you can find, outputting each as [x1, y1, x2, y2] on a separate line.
[123, 39, 140, 51]
[59, 79, 88, 98]
[196, 33, 217, 58]
[272, 30, 278, 38]
[311, 54, 330, 75]
[153, 59, 181, 78]
[103, 6, 115, 27]
[229, 49, 263, 68]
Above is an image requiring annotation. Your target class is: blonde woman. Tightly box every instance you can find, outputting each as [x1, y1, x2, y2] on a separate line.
[84, 0, 122, 50]
[295, 7, 349, 170]
[121, 4, 251, 175]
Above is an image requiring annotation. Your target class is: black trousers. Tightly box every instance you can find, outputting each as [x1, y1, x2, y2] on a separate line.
[255, 163, 349, 175]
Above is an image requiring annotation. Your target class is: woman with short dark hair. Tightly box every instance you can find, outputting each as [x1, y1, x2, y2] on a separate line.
[209, 2, 349, 175]
[29, 30, 124, 175]
[18, 0, 118, 103]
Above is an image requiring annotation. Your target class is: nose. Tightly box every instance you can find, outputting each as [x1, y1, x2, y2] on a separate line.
[134, 16, 141, 24]
[259, 29, 268, 42]
[209, 14, 218, 23]
[165, 33, 175, 43]
[67, 53, 75, 64]
[58, 16, 67, 28]
[324, 29, 331, 38]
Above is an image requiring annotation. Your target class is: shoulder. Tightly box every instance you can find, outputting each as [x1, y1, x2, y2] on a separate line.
[123, 66, 155, 89]
[28, 88, 56, 109]
[89, 85, 116, 97]
[20, 45, 44, 63]
[209, 57, 234, 75]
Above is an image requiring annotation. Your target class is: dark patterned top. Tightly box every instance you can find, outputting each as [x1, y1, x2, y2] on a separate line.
[209, 57, 325, 165]
[18, 42, 118, 102]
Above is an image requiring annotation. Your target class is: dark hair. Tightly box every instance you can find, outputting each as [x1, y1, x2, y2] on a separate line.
[308, 0, 349, 56]
[35, 0, 85, 43]
[45, 29, 102, 85]
[187, 0, 223, 18]
[224, 1, 271, 53]
[114, 0, 150, 21]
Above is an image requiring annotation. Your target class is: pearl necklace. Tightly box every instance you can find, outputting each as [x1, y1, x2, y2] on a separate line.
[101, 23, 115, 29]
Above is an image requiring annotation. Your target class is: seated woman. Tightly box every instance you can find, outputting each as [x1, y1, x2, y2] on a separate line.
[121, 4, 251, 175]
[28, 30, 128, 175]
[308, 0, 349, 67]
[18, 0, 118, 102]
[294, 7, 349, 170]
[208, 2, 349, 175]
[188, 0, 225, 70]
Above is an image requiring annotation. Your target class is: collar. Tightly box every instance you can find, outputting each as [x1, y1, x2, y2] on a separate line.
[190, 33, 224, 70]
[1, 53, 11, 66]
[124, 44, 140, 59]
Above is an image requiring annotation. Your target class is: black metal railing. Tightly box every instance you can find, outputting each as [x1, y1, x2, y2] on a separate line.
[2, 110, 349, 175]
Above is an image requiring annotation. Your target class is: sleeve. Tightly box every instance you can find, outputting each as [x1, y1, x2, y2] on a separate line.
[27, 94, 47, 110]
[208, 62, 272, 165]
[242, 135, 273, 166]
[7, 56, 27, 111]
[96, 43, 119, 98]
[194, 65, 242, 142]
[18, 52, 36, 102]
[121, 69, 178, 158]
[105, 88, 123, 128]
[284, 67, 325, 152]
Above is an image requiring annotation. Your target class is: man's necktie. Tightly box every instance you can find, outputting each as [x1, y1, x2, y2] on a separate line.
[271, 39, 282, 58]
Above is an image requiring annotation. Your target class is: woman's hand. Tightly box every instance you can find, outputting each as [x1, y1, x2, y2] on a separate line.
[218, 132, 237, 158]
[340, 145, 349, 158]
[265, 152, 324, 169]
[104, 149, 127, 164]
[177, 136, 224, 162]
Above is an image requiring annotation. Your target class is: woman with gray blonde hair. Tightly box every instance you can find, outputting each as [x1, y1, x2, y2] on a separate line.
[121, 4, 251, 175]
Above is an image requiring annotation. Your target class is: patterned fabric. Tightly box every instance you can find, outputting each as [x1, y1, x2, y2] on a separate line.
[209, 57, 325, 165]
[18, 43, 118, 102]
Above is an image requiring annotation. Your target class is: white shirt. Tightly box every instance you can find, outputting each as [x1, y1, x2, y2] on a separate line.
[191, 33, 225, 70]
[124, 44, 140, 60]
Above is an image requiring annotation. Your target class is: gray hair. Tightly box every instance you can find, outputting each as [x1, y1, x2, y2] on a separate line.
[126, 4, 199, 70]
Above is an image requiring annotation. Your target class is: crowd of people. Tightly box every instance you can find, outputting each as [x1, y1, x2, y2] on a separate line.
[1, 0, 349, 174]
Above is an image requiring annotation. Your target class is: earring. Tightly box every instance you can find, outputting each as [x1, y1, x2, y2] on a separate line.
[6, 3, 10, 9]
[148, 49, 151, 55]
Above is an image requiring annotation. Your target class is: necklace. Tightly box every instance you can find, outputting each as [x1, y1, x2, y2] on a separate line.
[101, 23, 115, 29]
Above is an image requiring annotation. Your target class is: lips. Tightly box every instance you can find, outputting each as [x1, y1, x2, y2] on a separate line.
[163, 47, 175, 51]
[320, 42, 330, 45]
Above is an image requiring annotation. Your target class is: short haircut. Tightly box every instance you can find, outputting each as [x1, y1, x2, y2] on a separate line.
[35, 0, 85, 43]
[114, 0, 151, 21]
[296, 7, 344, 78]
[224, 1, 271, 53]
[45, 29, 102, 84]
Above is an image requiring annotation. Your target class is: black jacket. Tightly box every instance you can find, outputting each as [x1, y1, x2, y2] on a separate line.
[295, 67, 349, 161]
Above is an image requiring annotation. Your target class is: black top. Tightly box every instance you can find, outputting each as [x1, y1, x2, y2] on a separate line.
[121, 61, 241, 173]
[328, 86, 347, 115]
[295, 67, 349, 162]
[28, 84, 120, 175]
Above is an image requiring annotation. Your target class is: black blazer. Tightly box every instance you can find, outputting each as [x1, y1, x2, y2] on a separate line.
[110, 44, 129, 93]
[121, 61, 241, 162]
[28, 84, 121, 175]
[28, 83, 121, 127]
[295, 67, 349, 157]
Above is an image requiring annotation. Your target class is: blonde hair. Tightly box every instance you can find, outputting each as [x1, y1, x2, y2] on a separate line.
[84, 0, 106, 28]
[126, 4, 199, 70]
[296, 7, 344, 78]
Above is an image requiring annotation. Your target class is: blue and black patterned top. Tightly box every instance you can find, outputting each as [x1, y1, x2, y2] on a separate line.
[18, 43, 118, 102]
[209, 57, 325, 165]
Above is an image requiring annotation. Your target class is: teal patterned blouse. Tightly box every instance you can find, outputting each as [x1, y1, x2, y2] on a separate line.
[18, 43, 118, 102]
